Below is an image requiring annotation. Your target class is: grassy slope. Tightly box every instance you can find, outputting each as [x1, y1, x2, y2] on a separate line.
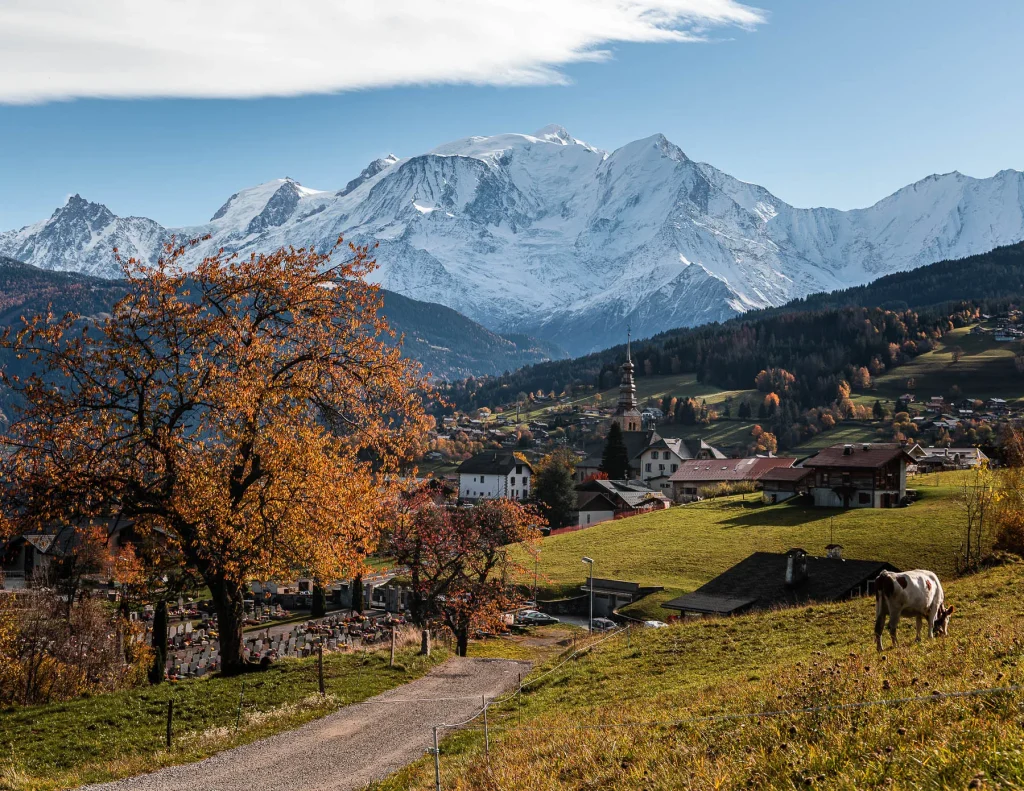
[375, 563, 1024, 791]
[0, 647, 446, 791]
[528, 474, 960, 619]
[868, 324, 1023, 404]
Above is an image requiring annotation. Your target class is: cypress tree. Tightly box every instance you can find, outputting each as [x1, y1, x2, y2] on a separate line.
[149, 599, 168, 685]
[312, 584, 327, 617]
[600, 422, 631, 480]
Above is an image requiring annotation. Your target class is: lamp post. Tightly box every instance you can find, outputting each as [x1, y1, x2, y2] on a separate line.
[582, 556, 594, 633]
[533, 555, 539, 605]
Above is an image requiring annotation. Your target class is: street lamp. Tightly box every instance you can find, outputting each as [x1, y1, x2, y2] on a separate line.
[582, 556, 594, 633]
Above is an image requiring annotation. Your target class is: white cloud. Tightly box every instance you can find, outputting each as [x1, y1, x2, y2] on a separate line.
[1, 0, 764, 104]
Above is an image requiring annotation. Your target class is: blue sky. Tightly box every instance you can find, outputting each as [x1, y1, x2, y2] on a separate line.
[2, 0, 1022, 230]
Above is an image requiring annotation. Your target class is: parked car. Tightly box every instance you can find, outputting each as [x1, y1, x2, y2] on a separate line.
[519, 611, 560, 626]
[643, 620, 668, 629]
[591, 617, 617, 632]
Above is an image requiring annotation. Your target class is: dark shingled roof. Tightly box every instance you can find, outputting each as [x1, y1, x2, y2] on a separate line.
[803, 444, 916, 469]
[457, 451, 532, 476]
[662, 551, 897, 615]
[759, 466, 814, 483]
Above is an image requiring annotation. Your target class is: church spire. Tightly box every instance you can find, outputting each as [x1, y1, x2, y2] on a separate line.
[617, 328, 637, 412]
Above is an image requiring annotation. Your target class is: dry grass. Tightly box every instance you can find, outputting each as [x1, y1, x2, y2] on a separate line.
[373, 563, 1024, 790]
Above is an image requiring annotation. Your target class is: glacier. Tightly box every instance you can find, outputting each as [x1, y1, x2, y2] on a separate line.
[3, 125, 1023, 356]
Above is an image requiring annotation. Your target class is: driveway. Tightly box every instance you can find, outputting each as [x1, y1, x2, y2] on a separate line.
[81, 657, 530, 791]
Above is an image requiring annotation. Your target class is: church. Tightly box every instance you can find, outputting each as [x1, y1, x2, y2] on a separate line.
[609, 333, 643, 432]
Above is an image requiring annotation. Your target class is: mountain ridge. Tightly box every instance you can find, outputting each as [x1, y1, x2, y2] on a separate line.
[3, 126, 1023, 355]
[0, 256, 565, 382]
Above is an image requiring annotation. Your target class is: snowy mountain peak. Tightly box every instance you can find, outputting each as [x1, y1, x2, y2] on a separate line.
[533, 124, 574, 144]
[3, 128, 1024, 355]
[339, 155, 401, 198]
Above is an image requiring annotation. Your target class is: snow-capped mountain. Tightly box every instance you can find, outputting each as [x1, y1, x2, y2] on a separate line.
[4, 125, 1024, 355]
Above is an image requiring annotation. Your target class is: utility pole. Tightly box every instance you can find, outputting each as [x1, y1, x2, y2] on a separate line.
[582, 556, 595, 633]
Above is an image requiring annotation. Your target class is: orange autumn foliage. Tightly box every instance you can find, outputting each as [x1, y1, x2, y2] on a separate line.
[0, 237, 431, 670]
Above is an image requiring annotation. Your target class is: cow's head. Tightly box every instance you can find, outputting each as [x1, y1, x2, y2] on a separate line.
[934, 604, 955, 636]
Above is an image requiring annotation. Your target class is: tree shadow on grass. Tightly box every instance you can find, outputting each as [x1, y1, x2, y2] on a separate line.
[718, 498, 841, 529]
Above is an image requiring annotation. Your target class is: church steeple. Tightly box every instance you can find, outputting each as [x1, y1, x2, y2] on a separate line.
[618, 328, 637, 412]
[611, 327, 641, 432]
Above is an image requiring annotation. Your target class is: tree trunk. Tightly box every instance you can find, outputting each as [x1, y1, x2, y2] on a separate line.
[149, 599, 168, 684]
[456, 627, 469, 657]
[209, 576, 246, 674]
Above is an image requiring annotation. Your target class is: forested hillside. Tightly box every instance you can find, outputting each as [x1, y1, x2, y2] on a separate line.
[444, 243, 1024, 411]
[0, 257, 565, 389]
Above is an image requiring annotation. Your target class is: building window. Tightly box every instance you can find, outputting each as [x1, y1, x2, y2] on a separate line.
[659, 464, 665, 471]
[859, 492, 871, 505]
[586, 514, 591, 524]
[652, 451, 659, 460]
[516, 464, 523, 474]
[511, 477, 516, 486]
[671, 464, 678, 473]
[645, 463, 651, 472]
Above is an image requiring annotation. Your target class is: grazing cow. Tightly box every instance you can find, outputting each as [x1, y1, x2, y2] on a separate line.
[874, 569, 954, 651]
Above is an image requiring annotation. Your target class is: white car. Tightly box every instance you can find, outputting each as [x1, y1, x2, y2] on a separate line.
[643, 620, 669, 629]
[520, 611, 560, 626]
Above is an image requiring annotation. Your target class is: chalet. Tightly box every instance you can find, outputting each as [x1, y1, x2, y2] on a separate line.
[572, 478, 670, 525]
[662, 547, 896, 617]
[574, 491, 620, 528]
[1, 518, 140, 591]
[917, 446, 989, 471]
[802, 443, 915, 508]
[667, 457, 797, 503]
[457, 451, 533, 502]
[759, 466, 814, 504]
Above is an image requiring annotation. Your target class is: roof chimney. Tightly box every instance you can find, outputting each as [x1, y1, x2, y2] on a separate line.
[785, 548, 808, 586]
[843, 444, 854, 456]
[825, 544, 843, 559]
[862, 443, 871, 451]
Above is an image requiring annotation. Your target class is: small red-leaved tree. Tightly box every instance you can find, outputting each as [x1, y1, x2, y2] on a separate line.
[0, 238, 430, 673]
[389, 494, 542, 656]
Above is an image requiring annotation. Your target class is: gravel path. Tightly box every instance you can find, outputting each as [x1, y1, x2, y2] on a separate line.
[82, 657, 530, 791]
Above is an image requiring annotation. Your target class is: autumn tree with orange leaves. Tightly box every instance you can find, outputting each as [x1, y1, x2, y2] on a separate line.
[0, 238, 431, 673]
[388, 493, 542, 656]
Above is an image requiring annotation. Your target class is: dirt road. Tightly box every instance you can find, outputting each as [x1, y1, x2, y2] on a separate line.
[82, 657, 530, 791]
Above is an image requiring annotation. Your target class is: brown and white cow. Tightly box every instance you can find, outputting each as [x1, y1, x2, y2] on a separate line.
[874, 569, 954, 651]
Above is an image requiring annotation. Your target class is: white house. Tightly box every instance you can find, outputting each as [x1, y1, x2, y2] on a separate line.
[457, 451, 533, 502]
[637, 437, 725, 485]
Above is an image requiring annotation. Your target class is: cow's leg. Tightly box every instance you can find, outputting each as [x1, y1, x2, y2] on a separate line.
[916, 615, 923, 642]
[926, 599, 940, 638]
[874, 597, 887, 652]
[888, 610, 901, 648]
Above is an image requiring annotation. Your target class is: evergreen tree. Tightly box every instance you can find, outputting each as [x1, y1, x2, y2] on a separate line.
[149, 599, 168, 685]
[738, 400, 752, 420]
[873, 399, 885, 420]
[312, 584, 327, 617]
[600, 423, 631, 480]
[533, 449, 578, 529]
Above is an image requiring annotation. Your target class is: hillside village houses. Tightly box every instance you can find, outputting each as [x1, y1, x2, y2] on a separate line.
[802, 443, 915, 508]
[668, 456, 798, 503]
[456, 451, 533, 502]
